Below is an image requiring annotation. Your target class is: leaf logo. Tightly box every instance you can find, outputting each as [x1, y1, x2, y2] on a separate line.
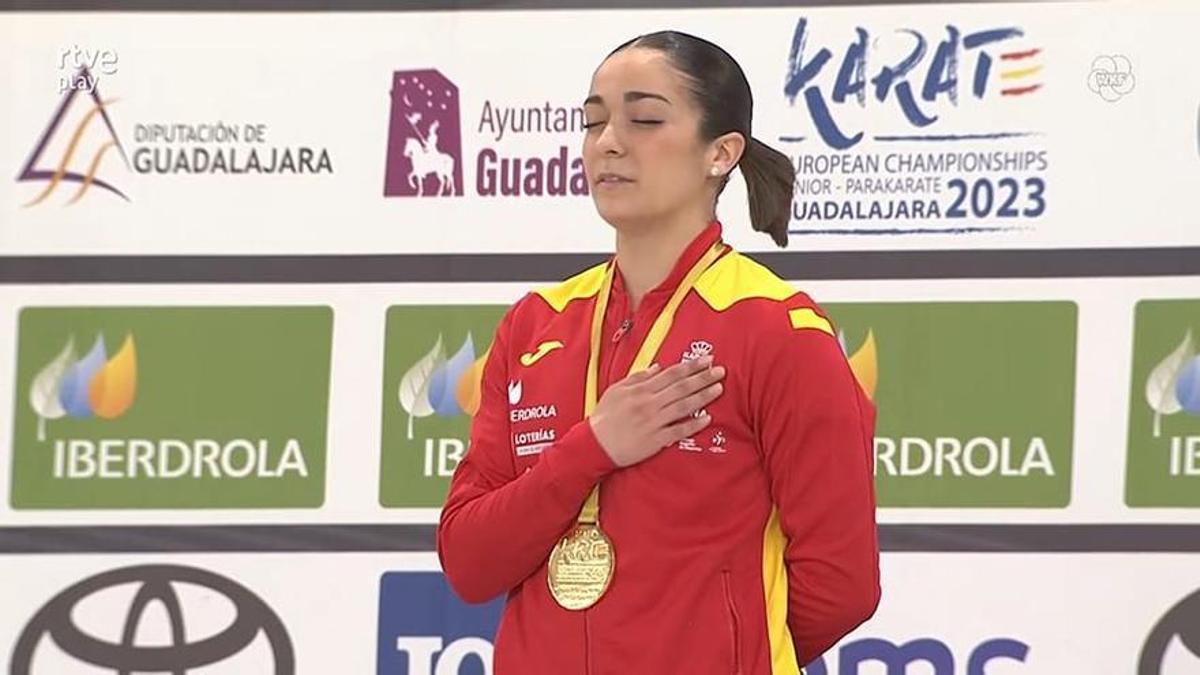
[1146, 329, 1200, 437]
[398, 333, 491, 439]
[839, 329, 878, 401]
[457, 346, 490, 418]
[398, 335, 445, 441]
[28, 332, 137, 442]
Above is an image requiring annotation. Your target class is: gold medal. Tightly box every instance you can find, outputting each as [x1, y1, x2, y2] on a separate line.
[547, 523, 615, 610]
[547, 239, 725, 610]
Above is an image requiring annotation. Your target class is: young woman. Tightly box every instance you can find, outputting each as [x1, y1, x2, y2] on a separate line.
[437, 31, 880, 674]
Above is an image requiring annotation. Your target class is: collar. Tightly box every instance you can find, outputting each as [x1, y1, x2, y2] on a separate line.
[610, 220, 724, 305]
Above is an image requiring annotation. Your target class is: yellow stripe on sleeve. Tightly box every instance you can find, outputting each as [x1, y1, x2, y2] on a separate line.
[788, 308, 834, 336]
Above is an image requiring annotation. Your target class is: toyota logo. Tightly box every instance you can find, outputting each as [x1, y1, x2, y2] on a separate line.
[1140, 587, 1200, 674]
[11, 564, 294, 674]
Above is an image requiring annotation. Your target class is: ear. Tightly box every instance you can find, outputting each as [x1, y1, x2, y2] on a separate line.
[707, 132, 746, 178]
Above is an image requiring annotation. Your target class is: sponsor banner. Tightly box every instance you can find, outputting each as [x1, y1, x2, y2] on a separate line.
[379, 301, 1080, 510]
[1, 4, 1198, 255]
[377, 571, 503, 675]
[822, 554, 1200, 674]
[379, 305, 507, 508]
[1, 280, 1198, 524]
[1, 553, 1197, 674]
[827, 301, 1078, 508]
[10, 306, 333, 508]
[1127, 299, 1200, 507]
[0, 553, 434, 674]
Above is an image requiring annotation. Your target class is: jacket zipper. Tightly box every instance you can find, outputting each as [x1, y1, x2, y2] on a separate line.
[604, 316, 633, 390]
[722, 571, 744, 675]
[612, 317, 633, 343]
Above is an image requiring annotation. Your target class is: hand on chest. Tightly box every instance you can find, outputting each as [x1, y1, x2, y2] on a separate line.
[507, 322, 753, 473]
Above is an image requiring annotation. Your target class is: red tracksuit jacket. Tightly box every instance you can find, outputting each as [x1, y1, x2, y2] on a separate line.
[437, 222, 880, 674]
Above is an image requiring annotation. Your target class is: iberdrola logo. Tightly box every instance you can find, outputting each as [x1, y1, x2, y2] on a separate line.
[839, 329, 878, 401]
[1146, 329, 1200, 438]
[28, 333, 137, 442]
[398, 333, 488, 439]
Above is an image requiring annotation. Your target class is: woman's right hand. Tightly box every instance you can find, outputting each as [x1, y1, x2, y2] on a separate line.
[589, 356, 726, 468]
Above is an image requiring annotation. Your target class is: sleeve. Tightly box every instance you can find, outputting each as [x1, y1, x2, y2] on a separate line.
[436, 299, 618, 603]
[750, 298, 881, 663]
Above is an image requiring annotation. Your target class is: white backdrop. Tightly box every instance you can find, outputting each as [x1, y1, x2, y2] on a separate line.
[2, 1, 1199, 673]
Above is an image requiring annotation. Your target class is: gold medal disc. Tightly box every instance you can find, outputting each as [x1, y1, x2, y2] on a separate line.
[547, 523, 615, 610]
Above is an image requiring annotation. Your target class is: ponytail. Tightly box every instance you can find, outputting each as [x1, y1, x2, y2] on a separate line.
[738, 136, 794, 248]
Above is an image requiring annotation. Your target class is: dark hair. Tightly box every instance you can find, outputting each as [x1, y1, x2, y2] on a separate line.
[609, 31, 795, 248]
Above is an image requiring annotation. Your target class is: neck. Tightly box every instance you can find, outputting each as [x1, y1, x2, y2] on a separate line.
[614, 211, 711, 311]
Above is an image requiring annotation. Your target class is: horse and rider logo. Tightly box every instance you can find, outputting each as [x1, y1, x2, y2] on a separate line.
[383, 69, 464, 198]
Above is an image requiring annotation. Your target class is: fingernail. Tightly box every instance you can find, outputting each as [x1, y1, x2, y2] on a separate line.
[701, 356, 714, 366]
[713, 366, 726, 377]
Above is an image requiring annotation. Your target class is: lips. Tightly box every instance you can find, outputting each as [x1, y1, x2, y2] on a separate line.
[596, 172, 634, 185]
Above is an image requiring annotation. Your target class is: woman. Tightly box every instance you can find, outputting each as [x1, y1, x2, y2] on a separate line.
[437, 30, 880, 674]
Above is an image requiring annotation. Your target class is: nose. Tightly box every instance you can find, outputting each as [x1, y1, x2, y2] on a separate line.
[594, 121, 625, 157]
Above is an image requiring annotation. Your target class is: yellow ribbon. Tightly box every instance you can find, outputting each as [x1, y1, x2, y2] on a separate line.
[577, 240, 725, 524]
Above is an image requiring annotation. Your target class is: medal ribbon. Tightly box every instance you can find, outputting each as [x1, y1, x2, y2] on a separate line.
[576, 240, 725, 524]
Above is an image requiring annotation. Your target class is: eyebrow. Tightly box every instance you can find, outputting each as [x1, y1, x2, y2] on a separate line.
[583, 91, 672, 106]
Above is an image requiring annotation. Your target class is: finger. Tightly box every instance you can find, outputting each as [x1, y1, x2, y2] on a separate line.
[620, 362, 661, 386]
[647, 356, 714, 394]
[655, 411, 712, 447]
[659, 382, 723, 422]
[654, 364, 725, 406]
[639, 362, 662, 378]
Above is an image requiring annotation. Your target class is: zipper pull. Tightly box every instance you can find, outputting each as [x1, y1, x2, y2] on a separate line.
[612, 318, 633, 343]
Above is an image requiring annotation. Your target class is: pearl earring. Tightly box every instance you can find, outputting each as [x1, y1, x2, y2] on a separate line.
[710, 166, 720, 176]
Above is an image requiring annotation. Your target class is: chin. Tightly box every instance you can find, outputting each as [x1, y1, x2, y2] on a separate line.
[592, 199, 647, 231]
